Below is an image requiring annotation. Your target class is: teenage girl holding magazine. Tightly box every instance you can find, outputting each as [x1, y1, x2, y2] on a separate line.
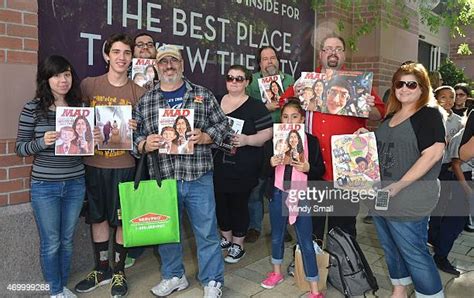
[260, 98, 326, 298]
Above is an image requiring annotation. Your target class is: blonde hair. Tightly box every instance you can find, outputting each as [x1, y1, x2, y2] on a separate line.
[386, 63, 436, 116]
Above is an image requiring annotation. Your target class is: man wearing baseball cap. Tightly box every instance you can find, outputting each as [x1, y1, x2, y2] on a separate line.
[133, 44, 228, 297]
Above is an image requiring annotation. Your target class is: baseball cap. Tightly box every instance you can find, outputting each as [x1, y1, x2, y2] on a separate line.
[156, 44, 182, 62]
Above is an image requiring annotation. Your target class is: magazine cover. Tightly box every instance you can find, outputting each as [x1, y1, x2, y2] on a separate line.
[55, 107, 94, 156]
[257, 75, 284, 104]
[293, 72, 326, 111]
[331, 132, 380, 190]
[131, 58, 156, 87]
[322, 70, 373, 117]
[273, 123, 306, 165]
[227, 116, 244, 134]
[96, 106, 133, 150]
[158, 108, 194, 154]
[294, 71, 373, 117]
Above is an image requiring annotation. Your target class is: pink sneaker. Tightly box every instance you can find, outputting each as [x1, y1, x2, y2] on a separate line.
[308, 292, 325, 298]
[260, 272, 284, 289]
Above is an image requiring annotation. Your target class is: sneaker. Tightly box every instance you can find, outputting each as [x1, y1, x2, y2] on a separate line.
[224, 243, 246, 263]
[464, 217, 474, 232]
[244, 229, 261, 243]
[261, 272, 284, 289]
[50, 293, 64, 298]
[75, 269, 112, 293]
[150, 275, 189, 296]
[220, 237, 232, 250]
[434, 255, 460, 276]
[111, 271, 128, 297]
[62, 287, 77, 298]
[124, 256, 136, 269]
[308, 292, 325, 298]
[363, 215, 373, 224]
[203, 280, 222, 298]
[287, 260, 295, 277]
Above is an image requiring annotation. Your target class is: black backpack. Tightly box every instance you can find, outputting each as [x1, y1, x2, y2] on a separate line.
[326, 227, 378, 297]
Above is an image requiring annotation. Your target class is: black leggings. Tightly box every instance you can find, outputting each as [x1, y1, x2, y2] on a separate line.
[215, 190, 252, 237]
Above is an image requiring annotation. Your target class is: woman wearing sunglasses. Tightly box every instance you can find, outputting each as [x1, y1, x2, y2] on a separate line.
[371, 62, 446, 298]
[213, 65, 273, 263]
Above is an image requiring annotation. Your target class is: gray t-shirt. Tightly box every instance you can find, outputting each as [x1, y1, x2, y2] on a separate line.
[442, 112, 464, 163]
[374, 106, 445, 220]
[449, 129, 473, 172]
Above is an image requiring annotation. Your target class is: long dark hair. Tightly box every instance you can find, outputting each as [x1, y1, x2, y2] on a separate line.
[286, 129, 304, 153]
[72, 115, 93, 142]
[173, 115, 192, 138]
[270, 80, 283, 96]
[35, 55, 82, 118]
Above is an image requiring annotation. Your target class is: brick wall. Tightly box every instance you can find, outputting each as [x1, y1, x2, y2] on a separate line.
[0, 140, 32, 206]
[0, 0, 38, 206]
[0, 0, 38, 64]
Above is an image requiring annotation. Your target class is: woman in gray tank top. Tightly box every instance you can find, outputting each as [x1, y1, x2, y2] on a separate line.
[372, 62, 446, 298]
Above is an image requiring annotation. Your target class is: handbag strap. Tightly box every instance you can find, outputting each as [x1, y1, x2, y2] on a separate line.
[134, 143, 163, 190]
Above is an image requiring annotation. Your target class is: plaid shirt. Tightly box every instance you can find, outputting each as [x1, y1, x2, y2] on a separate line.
[133, 78, 229, 181]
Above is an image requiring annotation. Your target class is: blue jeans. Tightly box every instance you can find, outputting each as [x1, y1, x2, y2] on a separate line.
[247, 178, 266, 231]
[373, 216, 444, 297]
[157, 171, 224, 285]
[30, 177, 85, 295]
[269, 188, 319, 281]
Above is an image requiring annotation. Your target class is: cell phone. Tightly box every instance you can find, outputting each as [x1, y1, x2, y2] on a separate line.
[375, 190, 390, 211]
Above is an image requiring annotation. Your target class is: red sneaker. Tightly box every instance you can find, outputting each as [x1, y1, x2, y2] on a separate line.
[260, 272, 284, 289]
[308, 292, 325, 298]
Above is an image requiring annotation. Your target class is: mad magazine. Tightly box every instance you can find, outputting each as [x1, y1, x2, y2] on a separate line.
[158, 108, 194, 154]
[55, 107, 94, 156]
[96, 105, 133, 151]
[257, 74, 284, 104]
[294, 70, 373, 117]
[131, 58, 156, 88]
[331, 132, 380, 190]
[273, 123, 306, 165]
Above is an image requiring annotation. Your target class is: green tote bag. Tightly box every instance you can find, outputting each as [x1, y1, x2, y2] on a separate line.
[118, 151, 180, 247]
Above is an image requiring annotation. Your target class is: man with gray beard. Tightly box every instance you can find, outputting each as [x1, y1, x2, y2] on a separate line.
[133, 44, 228, 298]
[247, 46, 295, 123]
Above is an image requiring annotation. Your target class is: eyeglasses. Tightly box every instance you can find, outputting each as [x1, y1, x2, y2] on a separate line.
[157, 57, 181, 65]
[394, 80, 418, 90]
[135, 42, 155, 49]
[321, 47, 344, 54]
[455, 92, 467, 97]
[225, 75, 246, 83]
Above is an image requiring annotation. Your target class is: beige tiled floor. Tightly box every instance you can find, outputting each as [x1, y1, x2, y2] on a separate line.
[69, 214, 474, 297]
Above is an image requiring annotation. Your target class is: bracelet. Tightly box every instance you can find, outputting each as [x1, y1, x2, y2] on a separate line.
[142, 141, 147, 153]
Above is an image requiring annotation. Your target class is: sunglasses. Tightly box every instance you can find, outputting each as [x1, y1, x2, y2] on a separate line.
[225, 75, 246, 83]
[394, 80, 418, 90]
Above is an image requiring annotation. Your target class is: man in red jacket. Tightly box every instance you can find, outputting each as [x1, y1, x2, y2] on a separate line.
[281, 34, 385, 240]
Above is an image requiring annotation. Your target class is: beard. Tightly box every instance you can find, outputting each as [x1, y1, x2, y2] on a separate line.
[326, 55, 340, 68]
[264, 65, 279, 76]
[159, 68, 182, 84]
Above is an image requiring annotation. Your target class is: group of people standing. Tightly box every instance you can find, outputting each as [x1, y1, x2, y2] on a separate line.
[16, 30, 473, 298]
